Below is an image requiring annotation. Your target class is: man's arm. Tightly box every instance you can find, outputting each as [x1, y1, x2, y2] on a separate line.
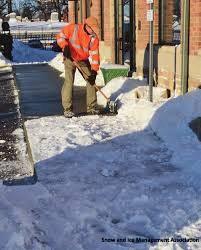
[56, 25, 70, 50]
[89, 36, 100, 72]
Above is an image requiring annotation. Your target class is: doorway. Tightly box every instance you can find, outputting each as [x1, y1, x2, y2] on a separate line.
[114, 0, 136, 72]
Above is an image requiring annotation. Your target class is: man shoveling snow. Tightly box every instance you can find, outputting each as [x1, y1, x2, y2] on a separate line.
[57, 16, 101, 118]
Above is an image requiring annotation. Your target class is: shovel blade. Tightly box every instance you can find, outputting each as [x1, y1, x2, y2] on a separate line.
[109, 101, 118, 114]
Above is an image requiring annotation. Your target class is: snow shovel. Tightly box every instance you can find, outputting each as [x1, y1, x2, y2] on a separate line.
[72, 60, 118, 114]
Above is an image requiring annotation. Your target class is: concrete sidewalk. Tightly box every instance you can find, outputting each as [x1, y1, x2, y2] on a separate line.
[14, 64, 86, 118]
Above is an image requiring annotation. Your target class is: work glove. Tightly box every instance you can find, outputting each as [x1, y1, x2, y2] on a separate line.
[87, 70, 97, 85]
[63, 45, 71, 59]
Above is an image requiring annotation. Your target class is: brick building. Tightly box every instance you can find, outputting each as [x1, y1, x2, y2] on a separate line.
[67, 0, 201, 94]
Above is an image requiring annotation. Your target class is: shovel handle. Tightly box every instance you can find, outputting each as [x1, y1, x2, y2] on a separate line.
[72, 60, 110, 102]
[73, 61, 90, 80]
[94, 85, 110, 102]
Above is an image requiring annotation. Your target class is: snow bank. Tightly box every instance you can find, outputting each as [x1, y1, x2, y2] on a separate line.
[12, 40, 56, 64]
[97, 77, 145, 107]
[150, 90, 201, 175]
[49, 53, 64, 73]
[101, 63, 129, 69]
[97, 77, 164, 127]
[4, 21, 67, 32]
[0, 52, 11, 67]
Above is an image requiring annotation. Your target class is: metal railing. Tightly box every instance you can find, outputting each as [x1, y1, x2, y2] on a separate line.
[11, 31, 58, 50]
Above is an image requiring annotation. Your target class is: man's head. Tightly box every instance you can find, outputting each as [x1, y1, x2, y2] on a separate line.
[84, 16, 99, 36]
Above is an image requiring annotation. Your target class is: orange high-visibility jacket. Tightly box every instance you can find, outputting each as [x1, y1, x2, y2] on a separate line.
[57, 23, 100, 71]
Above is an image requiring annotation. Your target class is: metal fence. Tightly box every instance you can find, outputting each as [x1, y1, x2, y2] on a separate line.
[11, 31, 58, 50]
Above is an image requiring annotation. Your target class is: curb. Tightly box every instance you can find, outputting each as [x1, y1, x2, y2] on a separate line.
[3, 67, 37, 186]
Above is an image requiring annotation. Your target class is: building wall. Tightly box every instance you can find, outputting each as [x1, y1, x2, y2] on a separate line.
[136, 0, 201, 94]
[101, 0, 115, 62]
[188, 0, 201, 90]
[68, 1, 75, 23]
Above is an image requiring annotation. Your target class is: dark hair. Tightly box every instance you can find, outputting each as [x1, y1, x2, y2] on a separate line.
[2, 22, 10, 31]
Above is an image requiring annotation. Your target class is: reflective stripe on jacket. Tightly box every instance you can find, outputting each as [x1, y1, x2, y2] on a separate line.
[56, 23, 100, 71]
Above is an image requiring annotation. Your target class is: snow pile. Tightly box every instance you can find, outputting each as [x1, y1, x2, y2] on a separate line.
[133, 86, 168, 100]
[101, 63, 129, 69]
[97, 78, 167, 107]
[0, 52, 11, 67]
[97, 77, 144, 107]
[12, 40, 56, 64]
[97, 77, 159, 126]
[49, 52, 64, 73]
[9, 18, 18, 24]
[150, 89, 201, 176]
[4, 21, 67, 32]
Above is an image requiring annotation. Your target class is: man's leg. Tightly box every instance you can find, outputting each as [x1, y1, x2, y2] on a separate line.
[77, 60, 97, 112]
[62, 58, 76, 112]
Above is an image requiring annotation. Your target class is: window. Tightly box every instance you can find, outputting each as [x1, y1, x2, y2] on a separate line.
[160, 0, 181, 44]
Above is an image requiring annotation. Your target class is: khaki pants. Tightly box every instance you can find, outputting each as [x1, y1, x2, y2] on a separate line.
[62, 58, 97, 112]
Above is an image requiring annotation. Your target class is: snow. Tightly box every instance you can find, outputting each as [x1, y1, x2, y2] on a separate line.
[12, 40, 56, 64]
[1, 75, 201, 249]
[0, 52, 11, 67]
[15, 87, 201, 249]
[1, 39, 201, 249]
[0, 21, 67, 32]
[173, 21, 181, 31]
[124, 15, 130, 23]
[150, 90, 201, 178]
[101, 63, 130, 69]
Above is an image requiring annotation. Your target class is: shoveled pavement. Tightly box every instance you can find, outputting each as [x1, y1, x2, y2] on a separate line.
[14, 64, 86, 118]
